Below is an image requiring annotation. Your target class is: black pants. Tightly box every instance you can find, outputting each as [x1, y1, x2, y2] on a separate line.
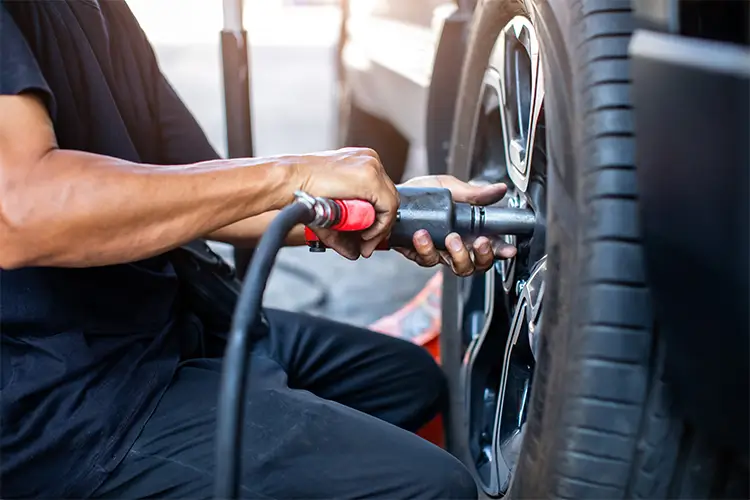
[93, 309, 477, 499]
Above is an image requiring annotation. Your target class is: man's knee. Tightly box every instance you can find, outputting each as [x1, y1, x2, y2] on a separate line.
[395, 339, 448, 427]
[416, 448, 478, 499]
[417, 344, 448, 412]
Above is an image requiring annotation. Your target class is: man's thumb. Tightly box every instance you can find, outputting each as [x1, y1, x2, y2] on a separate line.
[453, 182, 507, 205]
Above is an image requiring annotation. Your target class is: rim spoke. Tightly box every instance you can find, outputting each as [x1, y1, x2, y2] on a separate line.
[487, 15, 545, 192]
[492, 255, 546, 487]
[460, 13, 547, 498]
[526, 42, 545, 180]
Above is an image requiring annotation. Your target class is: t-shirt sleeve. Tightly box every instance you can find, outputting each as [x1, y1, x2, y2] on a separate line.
[0, 3, 56, 118]
[155, 74, 221, 164]
[109, 0, 219, 164]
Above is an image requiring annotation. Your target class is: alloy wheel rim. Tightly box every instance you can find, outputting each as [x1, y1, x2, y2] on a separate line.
[460, 12, 548, 497]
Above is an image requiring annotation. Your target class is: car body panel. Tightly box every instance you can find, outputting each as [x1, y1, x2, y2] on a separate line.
[341, 0, 457, 146]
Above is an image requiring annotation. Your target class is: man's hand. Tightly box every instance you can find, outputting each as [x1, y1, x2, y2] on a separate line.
[394, 175, 517, 277]
[293, 147, 399, 259]
[207, 153, 516, 276]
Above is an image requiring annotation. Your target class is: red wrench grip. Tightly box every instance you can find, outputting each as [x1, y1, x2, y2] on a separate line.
[330, 199, 375, 231]
[304, 199, 390, 251]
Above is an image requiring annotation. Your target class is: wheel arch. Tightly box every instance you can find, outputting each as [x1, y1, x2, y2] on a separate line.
[424, 6, 473, 176]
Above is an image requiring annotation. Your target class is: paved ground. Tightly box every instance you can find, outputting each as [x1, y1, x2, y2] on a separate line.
[128, 1, 435, 327]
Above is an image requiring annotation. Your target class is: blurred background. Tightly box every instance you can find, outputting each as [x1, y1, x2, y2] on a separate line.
[126, 0, 436, 327]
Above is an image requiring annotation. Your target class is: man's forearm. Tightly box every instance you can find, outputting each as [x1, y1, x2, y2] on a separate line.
[1, 149, 300, 268]
[207, 212, 307, 248]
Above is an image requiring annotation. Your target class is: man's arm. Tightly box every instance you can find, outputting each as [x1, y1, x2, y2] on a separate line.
[149, 64, 288, 247]
[0, 93, 297, 269]
[208, 211, 307, 248]
[151, 75, 281, 247]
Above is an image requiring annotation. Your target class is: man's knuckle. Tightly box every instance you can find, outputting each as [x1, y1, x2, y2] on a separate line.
[364, 159, 380, 173]
[388, 196, 399, 212]
[455, 257, 474, 275]
[357, 166, 375, 183]
[415, 246, 431, 258]
[369, 160, 385, 174]
[362, 147, 379, 158]
[425, 253, 440, 266]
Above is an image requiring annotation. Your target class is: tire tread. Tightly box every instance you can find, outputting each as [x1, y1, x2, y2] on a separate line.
[550, 2, 653, 499]
[583, 167, 638, 200]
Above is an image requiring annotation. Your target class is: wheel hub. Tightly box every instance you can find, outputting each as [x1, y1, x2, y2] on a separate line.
[458, 10, 548, 498]
[495, 193, 525, 294]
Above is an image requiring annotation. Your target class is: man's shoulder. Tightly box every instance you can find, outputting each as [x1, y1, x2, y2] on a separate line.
[0, 1, 55, 117]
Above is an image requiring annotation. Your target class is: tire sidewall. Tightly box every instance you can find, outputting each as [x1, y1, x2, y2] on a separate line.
[507, 0, 581, 495]
[442, 0, 527, 476]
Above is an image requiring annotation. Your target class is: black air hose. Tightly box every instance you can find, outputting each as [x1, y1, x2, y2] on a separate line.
[214, 201, 313, 499]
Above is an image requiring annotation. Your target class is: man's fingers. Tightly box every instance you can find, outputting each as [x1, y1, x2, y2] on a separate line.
[395, 247, 417, 261]
[460, 182, 507, 205]
[397, 239, 441, 268]
[493, 240, 517, 259]
[358, 153, 399, 243]
[360, 215, 388, 244]
[445, 233, 474, 276]
[319, 230, 360, 260]
[398, 247, 441, 268]
[437, 176, 507, 205]
[360, 235, 384, 258]
[472, 237, 495, 271]
[412, 230, 442, 267]
[361, 196, 398, 243]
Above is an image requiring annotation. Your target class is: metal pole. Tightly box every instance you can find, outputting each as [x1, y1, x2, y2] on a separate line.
[222, 0, 255, 277]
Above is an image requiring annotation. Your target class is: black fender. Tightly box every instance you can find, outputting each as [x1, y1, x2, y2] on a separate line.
[425, 8, 473, 175]
[631, 30, 750, 454]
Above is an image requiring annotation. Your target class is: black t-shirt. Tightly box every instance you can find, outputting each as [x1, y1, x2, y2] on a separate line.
[0, 1, 221, 497]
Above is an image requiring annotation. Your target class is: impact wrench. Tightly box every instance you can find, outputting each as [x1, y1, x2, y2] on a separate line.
[300, 186, 536, 251]
[214, 186, 537, 499]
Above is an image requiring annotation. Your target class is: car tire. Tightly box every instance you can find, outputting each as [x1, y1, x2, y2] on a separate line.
[443, 0, 749, 498]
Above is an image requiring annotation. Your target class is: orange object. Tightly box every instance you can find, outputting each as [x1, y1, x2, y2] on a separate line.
[417, 413, 445, 448]
[369, 270, 443, 362]
[369, 270, 444, 446]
